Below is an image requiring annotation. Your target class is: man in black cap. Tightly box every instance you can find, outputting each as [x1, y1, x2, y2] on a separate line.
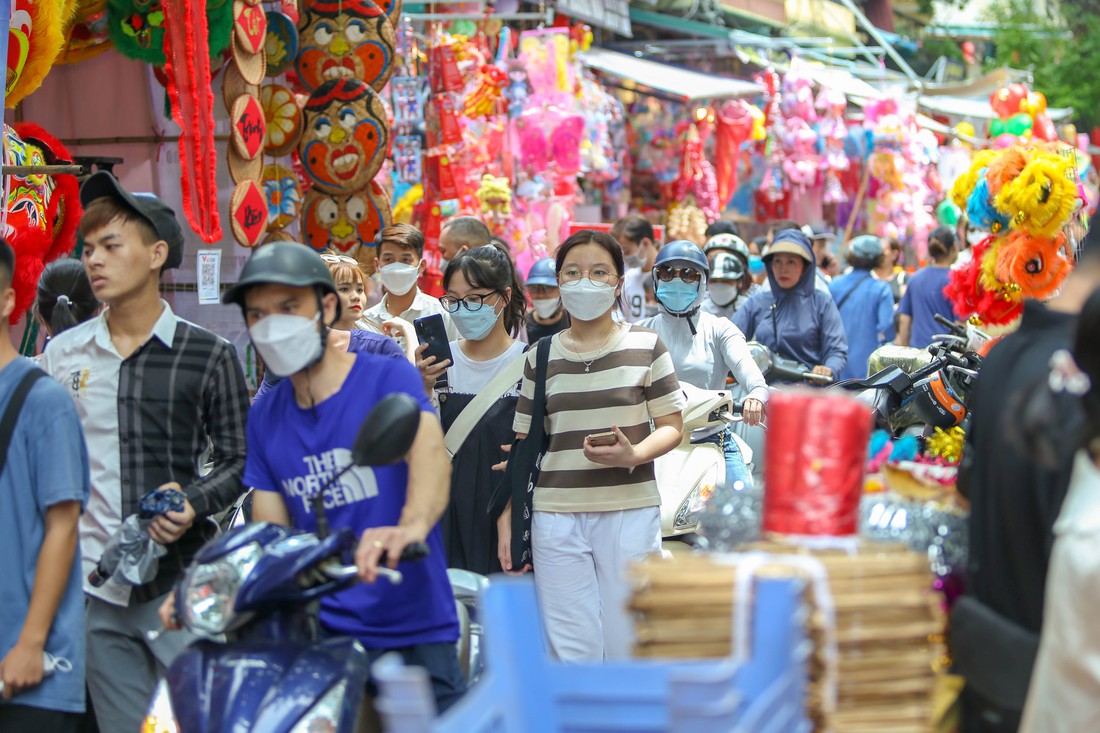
[40, 172, 250, 733]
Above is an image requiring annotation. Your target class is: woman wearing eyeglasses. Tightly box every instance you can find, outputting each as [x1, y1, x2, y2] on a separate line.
[498, 230, 685, 662]
[637, 241, 768, 494]
[416, 245, 528, 574]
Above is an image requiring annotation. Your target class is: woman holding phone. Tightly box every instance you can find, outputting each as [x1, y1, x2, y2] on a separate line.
[500, 230, 684, 662]
[417, 245, 527, 574]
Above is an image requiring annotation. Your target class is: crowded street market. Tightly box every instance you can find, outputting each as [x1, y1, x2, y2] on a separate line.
[0, 0, 1098, 731]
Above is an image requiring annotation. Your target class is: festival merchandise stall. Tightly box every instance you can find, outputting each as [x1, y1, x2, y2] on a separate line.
[7, 2, 643, 373]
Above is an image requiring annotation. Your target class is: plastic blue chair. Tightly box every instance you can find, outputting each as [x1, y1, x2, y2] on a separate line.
[374, 576, 810, 733]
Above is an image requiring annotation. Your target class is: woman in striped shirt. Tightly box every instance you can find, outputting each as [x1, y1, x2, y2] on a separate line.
[500, 230, 685, 661]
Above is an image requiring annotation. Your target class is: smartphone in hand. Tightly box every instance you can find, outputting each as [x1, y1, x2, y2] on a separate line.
[586, 430, 618, 447]
[414, 314, 453, 389]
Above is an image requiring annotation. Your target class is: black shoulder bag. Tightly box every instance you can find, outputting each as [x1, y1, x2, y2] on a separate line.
[0, 369, 47, 474]
[487, 337, 552, 569]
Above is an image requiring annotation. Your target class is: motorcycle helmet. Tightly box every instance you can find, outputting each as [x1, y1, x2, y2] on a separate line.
[908, 372, 968, 429]
[704, 233, 750, 262]
[652, 240, 708, 316]
[223, 241, 342, 320]
[526, 257, 557, 287]
[710, 251, 746, 282]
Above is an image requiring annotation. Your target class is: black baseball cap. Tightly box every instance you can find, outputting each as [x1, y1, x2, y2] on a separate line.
[79, 171, 184, 270]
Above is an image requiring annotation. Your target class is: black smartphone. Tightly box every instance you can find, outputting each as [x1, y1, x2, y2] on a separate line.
[414, 314, 453, 389]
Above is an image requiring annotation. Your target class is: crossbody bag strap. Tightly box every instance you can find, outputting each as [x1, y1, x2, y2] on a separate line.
[529, 337, 552, 442]
[0, 368, 47, 475]
[443, 351, 528, 460]
[835, 274, 872, 310]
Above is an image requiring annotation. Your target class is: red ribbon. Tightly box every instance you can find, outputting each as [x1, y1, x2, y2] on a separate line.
[162, 0, 222, 243]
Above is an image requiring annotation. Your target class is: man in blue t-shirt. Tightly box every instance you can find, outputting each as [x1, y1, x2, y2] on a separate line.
[0, 240, 91, 730]
[221, 242, 463, 711]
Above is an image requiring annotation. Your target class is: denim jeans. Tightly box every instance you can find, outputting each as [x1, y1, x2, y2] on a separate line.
[701, 424, 754, 493]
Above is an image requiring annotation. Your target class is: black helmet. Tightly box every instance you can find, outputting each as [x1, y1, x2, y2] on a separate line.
[223, 242, 339, 313]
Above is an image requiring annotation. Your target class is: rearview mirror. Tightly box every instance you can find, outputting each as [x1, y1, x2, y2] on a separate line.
[352, 393, 422, 467]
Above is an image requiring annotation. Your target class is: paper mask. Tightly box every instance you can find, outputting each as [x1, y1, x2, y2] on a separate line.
[296, 0, 395, 93]
[300, 78, 387, 194]
[302, 181, 390, 253]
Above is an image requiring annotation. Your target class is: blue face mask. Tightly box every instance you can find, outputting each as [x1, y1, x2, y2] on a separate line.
[450, 302, 501, 341]
[749, 255, 764, 276]
[656, 279, 700, 314]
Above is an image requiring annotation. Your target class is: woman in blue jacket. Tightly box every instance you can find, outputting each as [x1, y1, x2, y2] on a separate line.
[734, 229, 848, 381]
[829, 235, 896, 381]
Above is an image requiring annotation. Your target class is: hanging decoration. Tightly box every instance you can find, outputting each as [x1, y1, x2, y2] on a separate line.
[2, 123, 82, 324]
[301, 181, 389, 253]
[221, 0, 266, 246]
[262, 164, 303, 230]
[295, 0, 396, 93]
[7, 0, 80, 108]
[299, 77, 388, 194]
[104, 0, 232, 66]
[59, 0, 114, 64]
[263, 9, 297, 76]
[161, 0, 223, 243]
[945, 144, 1084, 329]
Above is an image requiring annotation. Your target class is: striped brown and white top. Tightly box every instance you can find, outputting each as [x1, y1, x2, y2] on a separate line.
[513, 324, 685, 513]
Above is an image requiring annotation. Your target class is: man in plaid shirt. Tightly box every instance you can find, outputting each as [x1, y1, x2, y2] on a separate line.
[41, 172, 249, 732]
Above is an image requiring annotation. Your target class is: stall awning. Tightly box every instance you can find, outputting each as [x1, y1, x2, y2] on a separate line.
[579, 48, 763, 101]
[917, 94, 1073, 122]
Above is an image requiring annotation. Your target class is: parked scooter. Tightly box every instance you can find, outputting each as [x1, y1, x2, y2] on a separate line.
[144, 393, 433, 733]
[835, 314, 983, 437]
[657, 384, 752, 544]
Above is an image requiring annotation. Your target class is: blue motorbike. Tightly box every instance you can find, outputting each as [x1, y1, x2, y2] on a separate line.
[143, 393, 428, 733]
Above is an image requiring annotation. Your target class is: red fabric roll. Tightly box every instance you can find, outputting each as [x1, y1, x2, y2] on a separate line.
[763, 389, 873, 536]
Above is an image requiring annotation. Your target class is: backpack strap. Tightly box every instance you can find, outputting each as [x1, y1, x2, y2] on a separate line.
[0, 368, 47, 474]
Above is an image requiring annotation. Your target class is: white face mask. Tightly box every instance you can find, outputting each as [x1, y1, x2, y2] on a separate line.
[378, 262, 420, 296]
[624, 253, 644, 270]
[559, 279, 618, 322]
[531, 298, 561, 319]
[250, 313, 323, 378]
[707, 281, 739, 307]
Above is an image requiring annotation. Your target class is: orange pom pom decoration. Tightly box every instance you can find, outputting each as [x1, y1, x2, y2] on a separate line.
[995, 230, 1074, 301]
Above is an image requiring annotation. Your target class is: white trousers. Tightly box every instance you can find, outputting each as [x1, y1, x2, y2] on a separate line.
[532, 506, 661, 662]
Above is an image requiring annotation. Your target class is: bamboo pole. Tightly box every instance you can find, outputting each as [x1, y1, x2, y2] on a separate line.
[840, 161, 873, 262]
[2, 164, 84, 176]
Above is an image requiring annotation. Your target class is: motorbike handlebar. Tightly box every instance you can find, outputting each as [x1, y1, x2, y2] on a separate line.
[803, 372, 835, 385]
[934, 313, 967, 336]
[317, 542, 431, 586]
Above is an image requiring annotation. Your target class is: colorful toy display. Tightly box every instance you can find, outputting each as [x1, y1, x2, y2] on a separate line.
[945, 143, 1084, 328]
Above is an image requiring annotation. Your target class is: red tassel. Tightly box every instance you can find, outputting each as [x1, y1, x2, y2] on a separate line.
[763, 390, 872, 536]
[162, 0, 222, 243]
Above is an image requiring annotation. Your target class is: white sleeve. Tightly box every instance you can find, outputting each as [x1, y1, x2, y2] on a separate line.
[717, 319, 769, 403]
